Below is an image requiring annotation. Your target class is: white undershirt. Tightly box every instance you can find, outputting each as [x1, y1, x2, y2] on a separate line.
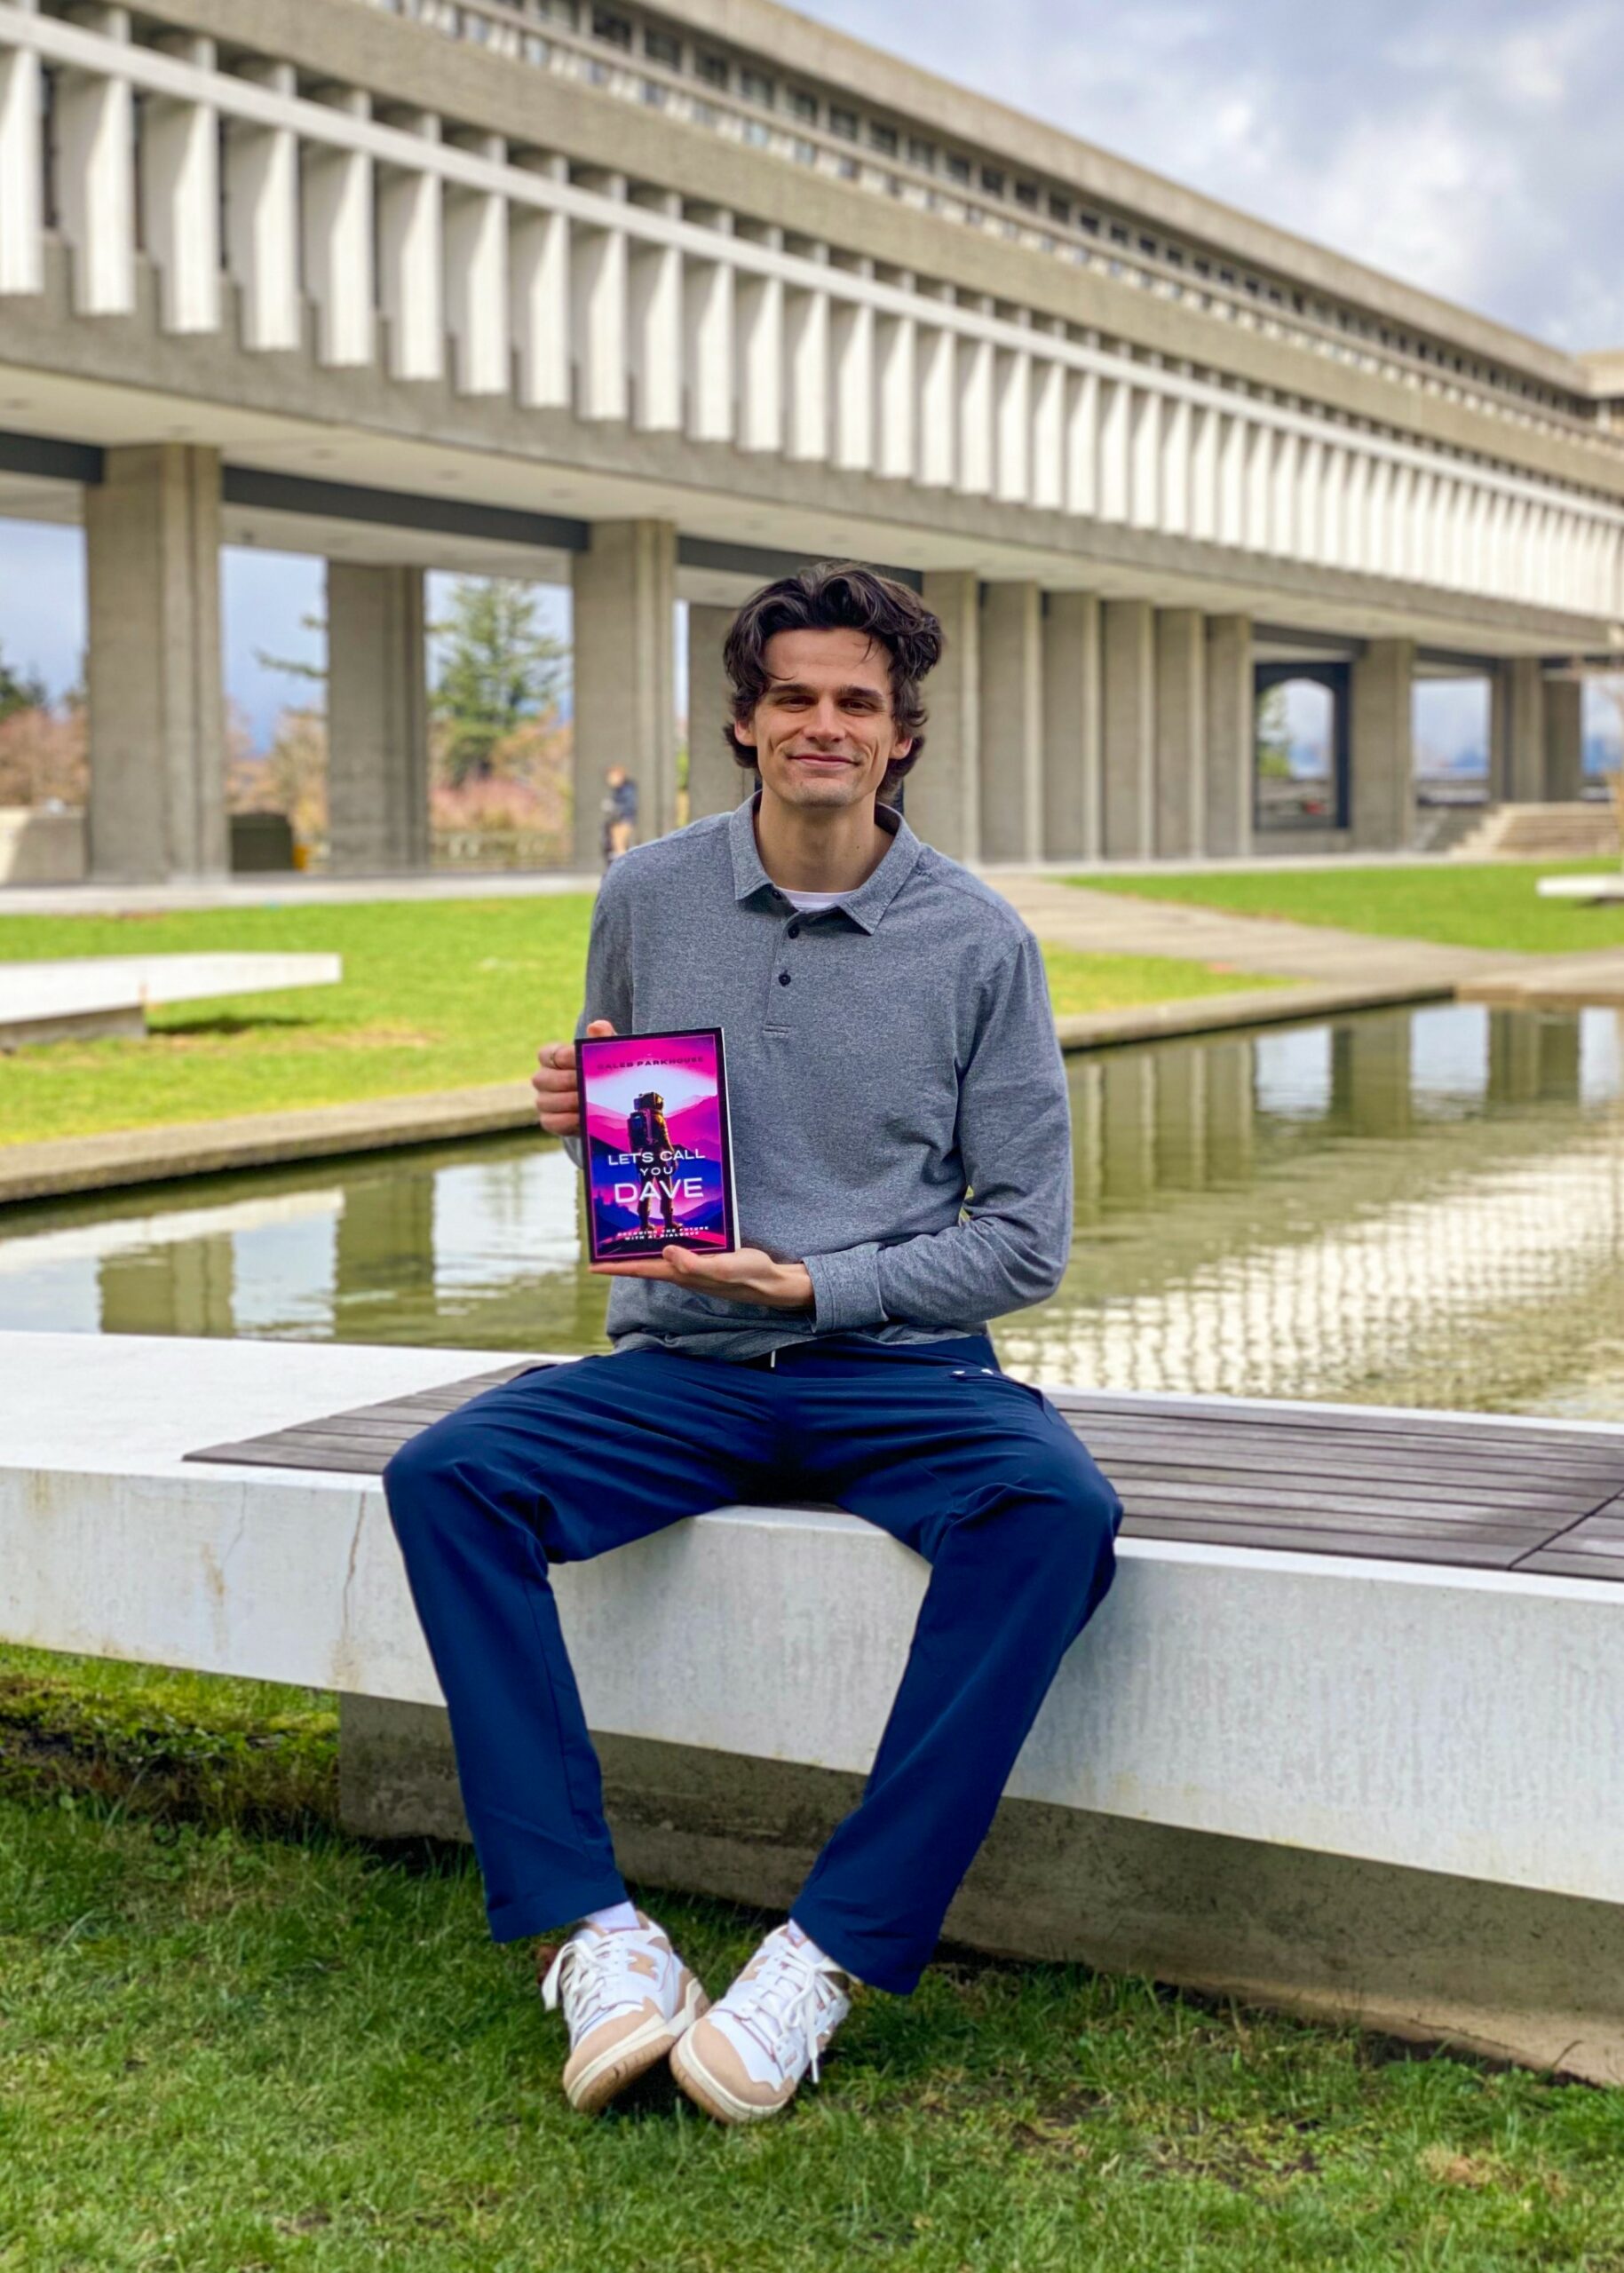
[779, 888, 846, 913]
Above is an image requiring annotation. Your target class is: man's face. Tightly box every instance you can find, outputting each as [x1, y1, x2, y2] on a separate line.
[734, 627, 910, 813]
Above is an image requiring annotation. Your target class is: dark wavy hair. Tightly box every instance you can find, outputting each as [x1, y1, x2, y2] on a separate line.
[722, 562, 944, 798]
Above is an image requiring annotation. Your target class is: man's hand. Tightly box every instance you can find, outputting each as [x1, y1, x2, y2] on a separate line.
[532, 1019, 615, 1136]
[591, 1245, 814, 1311]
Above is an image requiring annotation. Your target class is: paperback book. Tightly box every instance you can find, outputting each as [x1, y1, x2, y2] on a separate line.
[576, 1027, 738, 1263]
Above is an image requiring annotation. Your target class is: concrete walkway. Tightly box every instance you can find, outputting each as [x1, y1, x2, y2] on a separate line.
[0, 843, 1534, 919]
[995, 875, 1517, 988]
[997, 874, 1624, 1009]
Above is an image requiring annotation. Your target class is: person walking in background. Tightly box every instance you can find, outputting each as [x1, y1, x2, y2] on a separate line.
[600, 765, 638, 867]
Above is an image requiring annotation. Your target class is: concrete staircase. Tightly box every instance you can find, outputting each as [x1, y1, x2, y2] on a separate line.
[1448, 801, 1621, 861]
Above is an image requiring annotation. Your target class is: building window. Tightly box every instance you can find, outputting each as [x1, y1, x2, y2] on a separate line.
[1047, 193, 1070, 223]
[1137, 234, 1156, 256]
[1079, 211, 1099, 234]
[869, 121, 898, 154]
[980, 164, 1005, 194]
[829, 105, 858, 139]
[907, 135, 934, 168]
[591, 9, 631, 47]
[1015, 180, 1038, 209]
[641, 78, 665, 105]
[1108, 222, 1128, 245]
[787, 87, 817, 121]
[1193, 255, 1209, 275]
[945, 153, 970, 184]
[694, 50, 728, 85]
[644, 28, 679, 65]
[836, 154, 858, 179]
[792, 136, 815, 163]
[1166, 245, 1184, 266]
[740, 67, 772, 105]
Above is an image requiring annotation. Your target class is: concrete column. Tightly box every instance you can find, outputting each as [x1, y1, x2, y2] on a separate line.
[85, 443, 226, 883]
[1205, 615, 1254, 858]
[909, 570, 978, 859]
[1101, 599, 1155, 859]
[1544, 675, 1584, 802]
[1350, 637, 1415, 852]
[685, 603, 742, 821]
[1154, 607, 1206, 858]
[573, 520, 677, 866]
[977, 581, 1043, 863]
[1494, 656, 1545, 803]
[1041, 590, 1101, 860]
[325, 563, 429, 875]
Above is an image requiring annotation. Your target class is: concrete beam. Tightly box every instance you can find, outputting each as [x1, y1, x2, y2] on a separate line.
[978, 580, 1043, 863]
[1350, 637, 1415, 852]
[572, 519, 677, 865]
[325, 561, 429, 875]
[910, 569, 978, 859]
[685, 601, 741, 822]
[1101, 598, 1155, 859]
[1205, 614, 1254, 858]
[1041, 590, 1101, 861]
[1153, 607, 1206, 859]
[84, 442, 226, 883]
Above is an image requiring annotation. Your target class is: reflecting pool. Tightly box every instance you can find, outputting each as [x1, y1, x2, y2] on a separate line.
[3, 1002, 1620, 1422]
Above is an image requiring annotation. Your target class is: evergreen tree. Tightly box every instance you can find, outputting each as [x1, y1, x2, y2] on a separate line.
[0, 645, 48, 720]
[1256, 683, 1294, 780]
[432, 579, 566, 786]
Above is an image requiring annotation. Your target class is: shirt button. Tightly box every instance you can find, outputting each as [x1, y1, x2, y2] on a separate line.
[778, 970, 792, 986]
[787, 922, 801, 939]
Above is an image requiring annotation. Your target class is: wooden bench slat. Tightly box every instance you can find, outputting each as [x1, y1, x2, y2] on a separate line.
[181, 1365, 1624, 1584]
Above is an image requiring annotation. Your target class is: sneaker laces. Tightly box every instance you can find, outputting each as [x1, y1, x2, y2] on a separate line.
[726, 1939, 847, 2086]
[539, 1929, 649, 2039]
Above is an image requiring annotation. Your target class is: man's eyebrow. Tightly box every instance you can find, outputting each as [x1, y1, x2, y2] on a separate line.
[764, 676, 886, 701]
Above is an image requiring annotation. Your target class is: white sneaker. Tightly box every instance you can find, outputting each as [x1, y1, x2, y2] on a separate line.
[538, 1910, 709, 2114]
[669, 1923, 852, 2124]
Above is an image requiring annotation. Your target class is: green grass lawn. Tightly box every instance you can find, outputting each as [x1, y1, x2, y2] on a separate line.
[0, 900, 1287, 1149]
[4, 1645, 1621, 2271]
[1073, 860, 1624, 956]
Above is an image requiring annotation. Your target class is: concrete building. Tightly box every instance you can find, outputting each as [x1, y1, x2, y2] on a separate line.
[0, 0, 1621, 880]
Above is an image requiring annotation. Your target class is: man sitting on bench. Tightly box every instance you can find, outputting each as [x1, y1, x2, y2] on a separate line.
[383, 562, 1123, 2125]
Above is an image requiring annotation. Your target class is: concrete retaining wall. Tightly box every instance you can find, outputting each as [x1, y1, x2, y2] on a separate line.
[340, 1698, 1624, 2083]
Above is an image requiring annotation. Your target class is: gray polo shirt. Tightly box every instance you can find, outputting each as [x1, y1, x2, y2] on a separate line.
[571, 794, 1072, 1360]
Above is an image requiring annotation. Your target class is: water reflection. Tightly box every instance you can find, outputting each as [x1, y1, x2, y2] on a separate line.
[1, 1003, 1620, 1422]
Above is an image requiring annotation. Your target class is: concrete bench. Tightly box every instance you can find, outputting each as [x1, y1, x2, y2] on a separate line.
[0, 953, 342, 1048]
[3, 1327, 1621, 2082]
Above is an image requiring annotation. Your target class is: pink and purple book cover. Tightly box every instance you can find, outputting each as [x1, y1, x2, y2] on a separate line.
[575, 1028, 738, 1263]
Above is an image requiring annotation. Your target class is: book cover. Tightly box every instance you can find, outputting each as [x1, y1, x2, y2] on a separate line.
[576, 1027, 738, 1263]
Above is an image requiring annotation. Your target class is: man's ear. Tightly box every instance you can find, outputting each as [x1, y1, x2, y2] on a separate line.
[891, 736, 914, 761]
[731, 719, 758, 754]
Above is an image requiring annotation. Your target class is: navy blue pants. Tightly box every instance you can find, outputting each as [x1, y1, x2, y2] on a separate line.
[382, 1332, 1122, 1995]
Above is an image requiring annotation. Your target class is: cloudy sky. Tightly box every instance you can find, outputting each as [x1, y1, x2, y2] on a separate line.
[4, 0, 1620, 755]
[806, 0, 1624, 352]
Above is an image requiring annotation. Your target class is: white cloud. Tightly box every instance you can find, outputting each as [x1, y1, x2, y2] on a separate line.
[804, 0, 1624, 348]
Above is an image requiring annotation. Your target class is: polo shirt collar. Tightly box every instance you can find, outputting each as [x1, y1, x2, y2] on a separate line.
[728, 793, 923, 935]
